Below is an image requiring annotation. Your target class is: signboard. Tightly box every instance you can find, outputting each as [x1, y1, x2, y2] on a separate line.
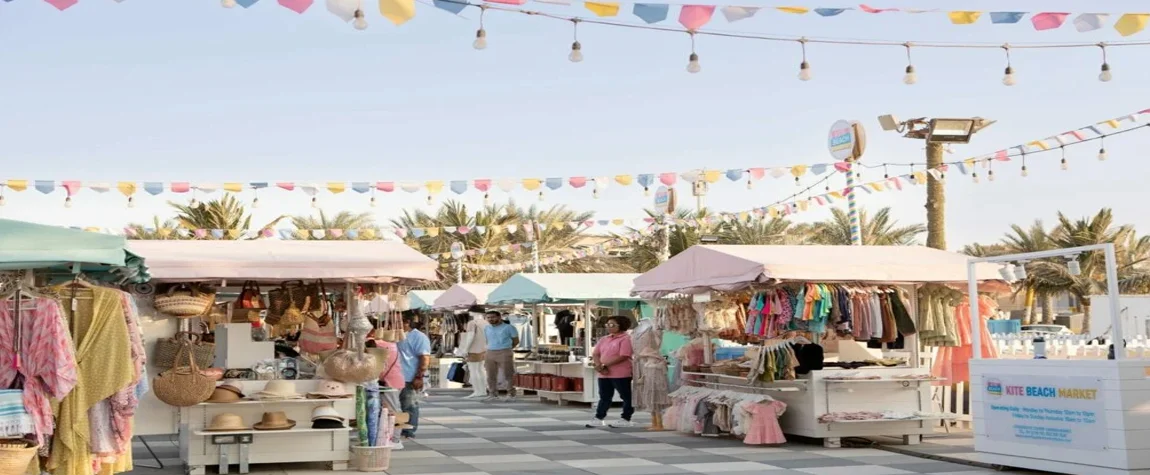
[828, 120, 867, 162]
[654, 186, 676, 215]
[981, 374, 1105, 450]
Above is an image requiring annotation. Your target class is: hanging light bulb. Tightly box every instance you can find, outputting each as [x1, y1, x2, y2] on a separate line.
[794, 176, 800, 186]
[593, 188, 600, 199]
[643, 186, 650, 197]
[0, 194, 6, 207]
[252, 196, 260, 208]
[426, 195, 434, 206]
[127, 196, 135, 208]
[971, 172, 979, 184]
[353, 9, 368, 30]
[483, 193, 491, 206]
[1021, 165, 1029, 177]
[190, 197, 199, 208]
[538, 191, 545, 201]
[1098, 43, 1112, 82]
[798, 38, 811, 81]
[1098, 137, 1107, 161]
[686, 53, 701, 74]
[1001, 44, 1016, 86]
[221, 0, 236, 7]
[746, 179, 753, 190]
[568, 19, 583, 63]
[1060, 147, 1068, 171]
[64, 197, 73, 208]
[370, 195, 377, 207]
[473, 6, 488, 50]
[311, 196, 318, 208]
[987, 169, 995, 182]
[1067, 257, 1082, 276]
[902, 43, 917, 85]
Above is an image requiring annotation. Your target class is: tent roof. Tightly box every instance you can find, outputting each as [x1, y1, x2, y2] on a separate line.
[126, 240, 438, 284]
[631, 245, 1006, 297]
[432, 284, 500, 310]
[486, 273, 642, 304]
[0, 219, 145, 278]
[405, 290, 445, 311]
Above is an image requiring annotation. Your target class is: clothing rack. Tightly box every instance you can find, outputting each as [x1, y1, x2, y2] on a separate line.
[685, 378, 800, 393]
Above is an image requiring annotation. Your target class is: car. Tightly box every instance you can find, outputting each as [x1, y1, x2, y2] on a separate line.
[1019, 324, 1074, 336]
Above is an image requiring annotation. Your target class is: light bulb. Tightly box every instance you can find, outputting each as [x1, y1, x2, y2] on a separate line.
[643, 187, 650, 197]
[1021, 166, 1028, 177]
[1002, 66, 1016, 86]
[987, 170, 995, 182]
[568, 41, 583, 63]
[538, 191, 545, 201]
[593, 189, 600, 199]
[190, 198, 199, 208]
[1098, 148, 1107, 161]
[483, 193, 490, 206]
[370, 196, 377, 207]
[1060, 158, 1068, 171]
[746, 180, 753, 190]
[971, 173, 979, 184]
[1099, 63, 1112, 82]
[0, 195, 6, 207]
[798, 61, 812, 81]
[903, 65, 917, 85]
[1067, 259, 1081, 276]
[311, 197, 318, 208]
[252, 197, 260, 208]
[65, 197, 73, 208]
[686, 53, 700, 74]
[127, 197, 135, 208]
[473, 29, 487, 50]
[221, 0, 236, 7]
[426, 195, 433, 206]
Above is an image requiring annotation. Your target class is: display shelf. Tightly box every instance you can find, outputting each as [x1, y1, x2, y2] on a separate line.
[683, 371, 809, 386]
[194, 427, 352, 436]
[823, 415, 957, 424]
[198, 398, 352, 406]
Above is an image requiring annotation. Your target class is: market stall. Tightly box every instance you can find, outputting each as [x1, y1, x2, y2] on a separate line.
[632, 244, 1006, 447]
[0, 219, 150, 475]
[965, 244, 1143, 475]
[125, 239, 438, 474]
[403, 290, 444, 312]
[486, 272, 643, 405]
[432, 283, 499, 311]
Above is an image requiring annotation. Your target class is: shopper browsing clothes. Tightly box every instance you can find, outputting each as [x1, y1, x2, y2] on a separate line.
[397, 315, 431, 438]
[587, 316, 635, 428]
[483, 310, 519, 401]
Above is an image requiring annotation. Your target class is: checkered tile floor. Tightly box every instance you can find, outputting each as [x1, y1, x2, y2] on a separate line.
[127, 393, 1027, 475]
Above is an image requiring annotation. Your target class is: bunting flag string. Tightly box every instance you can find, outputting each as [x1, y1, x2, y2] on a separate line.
[460, 232, 636, 272]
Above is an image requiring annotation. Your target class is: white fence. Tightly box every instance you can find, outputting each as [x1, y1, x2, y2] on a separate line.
[988, 333, 1150, 359]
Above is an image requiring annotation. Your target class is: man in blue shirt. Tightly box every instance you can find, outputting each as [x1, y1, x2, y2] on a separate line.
[397, 315, 431, 438]
[483, 311, 519, 401]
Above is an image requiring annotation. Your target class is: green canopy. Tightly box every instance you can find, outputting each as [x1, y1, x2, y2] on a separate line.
[0, 219, 148, 281]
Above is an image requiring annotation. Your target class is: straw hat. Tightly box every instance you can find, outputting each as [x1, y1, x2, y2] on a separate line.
[253, 411, 296, 431]
[251, 380, 303, 401]
[310, 406, 346, 429]
[205, 384, 244, 404]
[204, 413, 248, 432]
[307, 380, 353, 399]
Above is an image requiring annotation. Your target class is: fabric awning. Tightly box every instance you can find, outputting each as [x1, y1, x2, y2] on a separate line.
[0, 219, 147, 281]
[432, 284, 500, 310]
[486, 273, 642, 304]
[126, 240, 438, 284]
[631, 245, 1007, 297]
[404, 290, 445, 311]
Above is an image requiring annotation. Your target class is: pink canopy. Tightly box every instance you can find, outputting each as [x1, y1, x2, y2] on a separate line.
[432, 283, 500, 310]
[631, 245, 1006, 297]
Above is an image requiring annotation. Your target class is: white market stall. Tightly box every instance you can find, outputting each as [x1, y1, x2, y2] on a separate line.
[432, 283, 499, 311]
[402, 290, 444, 312]
[966, 244, 1147, 475]
[632, 244, 1006, 447]
[486, 273, 642, 404]
[126, 240, 438, 474]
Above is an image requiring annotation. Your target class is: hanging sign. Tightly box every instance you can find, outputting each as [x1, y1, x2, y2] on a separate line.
[980, 373, 1105, 451]
[828, 119, 867, 162]
[654, 186, 676, 214]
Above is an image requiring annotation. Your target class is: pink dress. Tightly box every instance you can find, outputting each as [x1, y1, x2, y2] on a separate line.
[0, 298, 79, 450]
[743, 401, 787, 445]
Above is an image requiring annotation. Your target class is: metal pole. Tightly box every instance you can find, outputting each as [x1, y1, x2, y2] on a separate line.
[967, 261, 982, 360]
[659, 214, 671, 262]
[845, 160, 862, 246]
[925, 142, 947, 250]
[1104, 244, 1124, 359]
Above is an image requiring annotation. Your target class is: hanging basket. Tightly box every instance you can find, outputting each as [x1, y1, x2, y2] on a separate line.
[153, 342, 216, 407]
[154, 285, 215, 318]
[0, 440, 38, 475]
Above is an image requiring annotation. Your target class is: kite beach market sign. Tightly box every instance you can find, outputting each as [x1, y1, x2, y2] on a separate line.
[981, 374, 1106, 450]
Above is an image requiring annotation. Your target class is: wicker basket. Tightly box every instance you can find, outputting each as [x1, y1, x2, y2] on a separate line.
[154, 285, 215, 318]
[351, 446, 391, 472]
[153, 342, 216, 407]
[0, 440, 38, 475]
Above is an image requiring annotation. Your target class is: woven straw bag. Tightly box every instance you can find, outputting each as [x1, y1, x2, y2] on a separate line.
[154, 284, 215, 318]
[0, 440, 38, 475]
[153, 332, 215, 371]
[324, 333, 384, 384]
[153, 341, 216, 407]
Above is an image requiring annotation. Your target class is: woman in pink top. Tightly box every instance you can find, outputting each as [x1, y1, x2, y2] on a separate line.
[369, 339, 404, 390]
[587, 316, 635, 429]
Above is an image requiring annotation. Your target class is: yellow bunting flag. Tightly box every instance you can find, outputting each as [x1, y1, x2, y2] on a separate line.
[1028, 140, 1050, 151]
[584, 1, 620, 17]
[223, 182, 243, 193]
[797, 200, 809, 212]
[828, 191, 844, 200]
[522, 179, 542, 191]
[963, 158, 976, 167]
[1114, 13, 1149, 37]
[362, 229, 377, 239]
[768, 207, 780, 218]
[427, 227, 441, 237]
[703, 170, 722, 183]
[776, 6, 809, 14]
[1105, 119, 1121, 129]
[158, 228, 173, 238]
[327, 182, 347, 193]
[790, 165, 808, 177]
[912, 171, 927, 185]
[6, 179, 27, 191]
[611, 218, 625, 226]
[117, 182, 137, 197]
[295, 230, 309, 240]
[614, 175, 633, 186]
[425, 181, 444, 194]
[868, 182, 885, 192]
[379, 0, 416, 25]
[947, 11, 981, 24]
[441, 253, 451, 259]
[227, 229, 242, 239]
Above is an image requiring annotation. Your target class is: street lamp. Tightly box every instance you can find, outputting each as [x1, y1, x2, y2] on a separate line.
[877, 114, 995, 250]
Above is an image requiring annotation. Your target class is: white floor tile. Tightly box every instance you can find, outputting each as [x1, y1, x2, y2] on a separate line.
[503, 440, 588, 448]
[808, 448, 896, 458]
[699, 447, 794, 455]
[672, 461, 782, 472]
[389, 450, 448, 459]
[797, 466, 913, 475]
[600, 443, 683, 452]
[562, 458, 662, 469]
[414, 437, 491, 445]
[454, 454, 548, 464]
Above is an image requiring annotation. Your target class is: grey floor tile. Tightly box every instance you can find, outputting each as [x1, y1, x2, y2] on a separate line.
[492, 470, 594, 475]
[586, 466, 690, 475]
[883, 461, 985, 473]
[434, 448, 528, 457]
[543, 452, 637, 461]
[733, 452, 838, 462]
[471, 461, 575, 473]
[523, 446, 608, 457]
[642, 454, 747, 465]
[769, 457, 868, 469]
[378, 462, 479, 474]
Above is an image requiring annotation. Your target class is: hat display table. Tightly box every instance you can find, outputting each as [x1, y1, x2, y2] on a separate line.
[179, 379, 355, 475]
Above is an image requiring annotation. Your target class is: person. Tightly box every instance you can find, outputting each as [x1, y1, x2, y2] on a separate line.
[397, 316, 431, 438]
[555, 309, 575, 346]
[459, 305, 490, 399]
[587, 315, 634, 428]
[483, 310, 519, 401]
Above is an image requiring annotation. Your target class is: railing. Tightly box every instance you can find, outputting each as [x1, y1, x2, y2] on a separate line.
[988, 333, 1150, 359]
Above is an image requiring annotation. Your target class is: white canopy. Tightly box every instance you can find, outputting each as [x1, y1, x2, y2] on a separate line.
[432, 283, 500, 310]
[631, 245, 1006, 297]
[402, 290, 445, 311]
[486, 273, 641, 304]
[127, 240, 438, 284]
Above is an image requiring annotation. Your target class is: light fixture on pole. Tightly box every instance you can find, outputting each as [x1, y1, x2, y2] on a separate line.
[1067, 256, 1082, 276]
[1013, 262, 1028, 280]
[998, 263, 1016, 282]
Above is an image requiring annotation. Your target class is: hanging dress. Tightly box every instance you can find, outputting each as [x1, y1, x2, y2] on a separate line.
[631, 321, 671, 413]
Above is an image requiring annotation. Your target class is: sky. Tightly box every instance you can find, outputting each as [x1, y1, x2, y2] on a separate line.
[1, 0, 1148, 251]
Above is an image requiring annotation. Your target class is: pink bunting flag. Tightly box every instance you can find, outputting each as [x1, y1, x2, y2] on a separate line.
[887, 176, 903, 190]
[833, 162, 852, 173]
[658, 172, 677, 186]
[994, 150, 1010, 161]
[62, 180, 82, 197]
[277, 182, 296, 191]
[748, 168, 765, 180]
[376, 182, 395, 193]
[262, 228, 275, 238]
[569, 177, 588, 188]
[678, 5, 716, 30]
[1031, 12, 1069, 31]
[472, 179, 491, 192]
[278, 0, 313, 13]
[859, 4, 898, 13]
[170, 182, 191, 193]
[45, 0, 78, 10]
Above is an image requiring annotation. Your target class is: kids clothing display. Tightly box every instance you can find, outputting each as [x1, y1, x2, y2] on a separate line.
[663, 386, 787, 445]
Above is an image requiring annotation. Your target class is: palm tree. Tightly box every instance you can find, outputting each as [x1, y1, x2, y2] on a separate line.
[1002, 221, 1056, 325]
[124, 216, 186, 240]
[1028, 209, 1150, 336]
[961, 243, 1009, 257]
[291, 210, 377, 240]
[718, 217, 801, 246]
[168, 194, 287, 239]
[623, 208, 715, 273]
[807, 207, 926, 246]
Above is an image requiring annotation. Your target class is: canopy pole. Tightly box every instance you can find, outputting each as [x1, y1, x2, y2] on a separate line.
[583, 300, 593, 361]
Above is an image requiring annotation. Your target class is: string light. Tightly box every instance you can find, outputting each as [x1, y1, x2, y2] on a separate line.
[798, 38, 812, 81]
[971, 171, 979, 183]
[64, 196, 72, 208]
[353, 8, 368, 30]
[746, 179, 753, 190]
[686, 32, 701, 74]
[426, 195, 434, 206]
[370, 195, 377, 207]
[568, 19, 583, 63]
[310, 196, 318, 208]
[473, 6, 488, 50]
[252, 196, 260, 208]
[1020, 152, 1029, 177]
[538, 191, 545, 201]
[189, 195, 200, 208]
[902, 43, 917, 85]
[643, 186, 650, 196]
[593, 188, 600, 198]
[127, 196, 135, 208]
[1060, 146, 1069, 170]
[1098, 136, 1108, 161]
[483, 192, 491, 206]
[1001, 44, 1016, 86]
[1098, 43, 1112, 82]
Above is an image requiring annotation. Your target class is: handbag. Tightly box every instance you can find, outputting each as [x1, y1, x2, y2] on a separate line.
[233, 281, 265, 323]
[304, 280, 332, 326]
[267, 280, 305, 324]
[323, 336, 384, 384]
[447, 362, 468, 384]
[153, 332, 215, 371]
[299, 314, 339, 355]
[153, 284, 215, 318]
[153, 341, 216, 407]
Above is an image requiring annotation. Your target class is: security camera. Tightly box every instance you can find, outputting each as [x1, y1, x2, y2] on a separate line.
[878, 114, 901, 132]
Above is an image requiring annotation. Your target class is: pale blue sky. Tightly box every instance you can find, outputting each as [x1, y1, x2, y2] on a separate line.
[0, 0, 1147, 250]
